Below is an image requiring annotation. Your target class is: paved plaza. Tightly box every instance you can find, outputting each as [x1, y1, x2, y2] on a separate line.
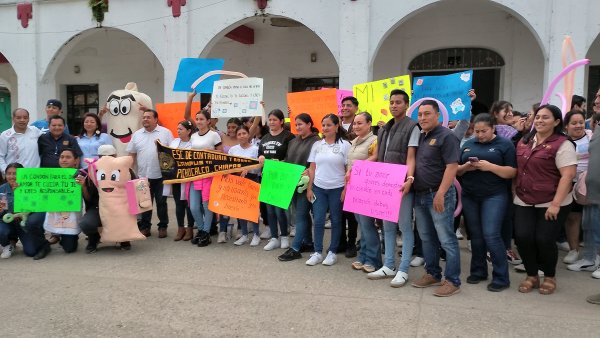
[1, 201, 598, 337]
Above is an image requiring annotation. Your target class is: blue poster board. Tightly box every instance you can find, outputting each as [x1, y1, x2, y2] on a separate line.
[172, 58, 225, 93]
[410, 70, 473, 121]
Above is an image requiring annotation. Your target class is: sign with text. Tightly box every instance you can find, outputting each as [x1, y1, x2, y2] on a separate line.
[343, 160, 407, 222]
[208, 174, 260, 223]
[211, 77, 263, 118]
[258, 160, 305, 209]
[336, 89, 353, 115]
[287, 88, 338, 133]
[353, 75, 412, 126]
[156, 141, 261, 184]
[172, 58, 225, 93]
[410, 70, 473, 121]
[156, 101, 201, 137]
[14, 168, 82, 212]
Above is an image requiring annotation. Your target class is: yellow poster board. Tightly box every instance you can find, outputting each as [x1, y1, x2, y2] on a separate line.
[353, 75, 412, 125]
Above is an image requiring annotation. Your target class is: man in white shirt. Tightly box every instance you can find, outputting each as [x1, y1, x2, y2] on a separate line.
[127, 109, 174, 238]
[0, 108, 42, 174]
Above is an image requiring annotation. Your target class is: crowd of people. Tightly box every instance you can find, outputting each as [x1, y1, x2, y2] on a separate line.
[1, 87, 600, 301]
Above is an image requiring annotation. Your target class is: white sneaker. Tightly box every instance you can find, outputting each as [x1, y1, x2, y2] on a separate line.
[322, 251, 337, 266]
[289, 225, 296, 237]
[455, 229, 464, 240]
[263, 238, 280, 251]
[390, 271, 409, 287]
[556, 241, 570, 252]
[280, 236, 289, 249]
[563, 250, 579, 264]
[324, 219, 332, 229]
[567, 258, 598, 272]
[592, 266, 600, 279]
[306, 252, 323, 266]
[410, 256, 425, 267]
[367, 266, 396, 280]
[217, 232, 227, 243]
[1, 244, 14, 259]
[250, 235, 261, 247]
[396, 235, 403, 247]
[234, 235, 248, 246]
[260, 228, 271, 239]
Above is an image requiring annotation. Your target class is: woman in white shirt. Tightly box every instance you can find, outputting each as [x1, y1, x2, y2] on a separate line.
[169, 120, 196, 242]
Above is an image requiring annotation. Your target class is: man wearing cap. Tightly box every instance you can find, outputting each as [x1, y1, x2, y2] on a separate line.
[38, 115, 82, 168]
[31, 99, 70, 135]
[0, 108, 42, 175]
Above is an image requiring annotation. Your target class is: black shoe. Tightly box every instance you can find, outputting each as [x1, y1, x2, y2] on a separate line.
[466, 275, 488, 284]
[487, 282, 510, 292]
[345, 244, 357, 258]
[120, 241, 132, 251]
[209, 224, 218, 236]
[300, 242, 314, 253]
[198, 231, 211, 247]
[191, 230, 201, 245]
[278, 248, 302, 262]
[85, 234, 100, 254]
[33, 243, 51, 260]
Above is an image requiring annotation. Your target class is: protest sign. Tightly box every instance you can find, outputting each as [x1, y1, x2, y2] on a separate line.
[14, 168, 82, 212]
[343, 160, 407, 222]
[173, 58, 224, 93]
[156, 101, 201, 137]
[353, 75, 412, 126]
[287, 88, 338, 133]
[410, 70, 473, 121]
[208, 175, 260, 223]
[336, 89, 353, 115]
[258, 160, 305, 209]
[211, 77, 263, 118]
[156, 141, 261, 184]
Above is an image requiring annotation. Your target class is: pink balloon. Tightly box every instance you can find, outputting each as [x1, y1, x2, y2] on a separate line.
[540, 59, 590, 106]
[453, 179, 462, 217]
[555, 93, 567, 117]
[406, 97, 449, 128]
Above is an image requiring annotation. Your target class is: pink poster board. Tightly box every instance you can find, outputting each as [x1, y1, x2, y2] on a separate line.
[337, 89, 353, 115]
[343, 160, 407, 222]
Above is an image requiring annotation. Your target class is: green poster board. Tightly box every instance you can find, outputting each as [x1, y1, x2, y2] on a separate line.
[258, 160, 305, 209]
[14, 168, 82, 212]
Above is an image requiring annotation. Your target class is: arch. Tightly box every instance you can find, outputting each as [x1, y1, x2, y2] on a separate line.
[585, 32, 600, 104]
[0, 52, 18, 116]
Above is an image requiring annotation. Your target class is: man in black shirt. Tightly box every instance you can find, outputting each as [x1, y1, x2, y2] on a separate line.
[38, 115, 82, 168]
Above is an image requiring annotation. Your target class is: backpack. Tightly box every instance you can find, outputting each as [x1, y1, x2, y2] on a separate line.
[573, 171, 588, 205]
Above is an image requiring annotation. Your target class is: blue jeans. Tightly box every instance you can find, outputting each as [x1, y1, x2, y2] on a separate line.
[291, 190, 314, 252]
[355, 213, 382, 268]
[312, 185, 343, 254]
[462, 192, 510, 286]
[0, 212, 48, 257]
[189, 188, 212, 232]
[382, 191, 414, 273]
[266, 204, 288, 239]
[582, 203, 600, 261]
[414, 187, 461, 286]
[238, 219, 259, 236]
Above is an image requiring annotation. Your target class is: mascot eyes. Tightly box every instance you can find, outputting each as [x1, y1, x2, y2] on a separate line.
[108, 99, 120, 116]
[96, 169, 106, 181]
[111, 170, 121, 181]
[120, 99, 132, 115]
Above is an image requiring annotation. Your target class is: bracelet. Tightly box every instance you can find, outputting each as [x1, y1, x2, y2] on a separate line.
[406, 176, 415, 182]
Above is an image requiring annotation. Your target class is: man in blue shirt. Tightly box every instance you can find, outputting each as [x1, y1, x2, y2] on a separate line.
[31, 99, 70, 135]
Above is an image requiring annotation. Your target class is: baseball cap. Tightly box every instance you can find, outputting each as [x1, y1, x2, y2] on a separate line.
[97, 144, 117, 157]
[46, 99, 62, 109]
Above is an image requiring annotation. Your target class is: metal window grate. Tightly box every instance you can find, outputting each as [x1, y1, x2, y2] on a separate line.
[408, 48, 505, 71]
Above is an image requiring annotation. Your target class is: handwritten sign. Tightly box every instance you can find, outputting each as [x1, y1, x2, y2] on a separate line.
[336, 89, 353, 115]
[410, 70, 473, 121]
[353, 75, 412, 126]
[14, 168, 82, 212]
[208, 175, 260, 223]
[343, 160, 407, 222]
[211, 77, 263, 118]
[156, 141, 261, 184]
[258, 160, 305, 209]
[156, 101, 201, 137]
[173, 58, 224, 93]
[287, 88, 338, 133]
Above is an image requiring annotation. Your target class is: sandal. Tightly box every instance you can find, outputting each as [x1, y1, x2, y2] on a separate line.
[351, 261, 364, 270]
[518, 276, 539, 293]
[539, 277, 556, 295]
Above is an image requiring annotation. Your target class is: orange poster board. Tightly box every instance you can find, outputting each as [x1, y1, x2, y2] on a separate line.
[287, 88, 338, 133]
[155, 102, 201, 137]
[208, 174, 260, 223]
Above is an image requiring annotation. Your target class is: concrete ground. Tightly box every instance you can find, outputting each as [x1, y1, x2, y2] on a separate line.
[1, 201, 598, 337]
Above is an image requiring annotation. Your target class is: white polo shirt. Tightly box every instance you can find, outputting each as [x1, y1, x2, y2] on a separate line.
[0, 126, 43, 174]
[126, 125, 173, 179]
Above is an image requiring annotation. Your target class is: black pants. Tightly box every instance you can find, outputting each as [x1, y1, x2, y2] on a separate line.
[514, 204, 571, 277]
[138, 178, 169, 230]
[339, 210, 358, 249]
[172, 183, 194, 228]
[59, 234, 79, 253]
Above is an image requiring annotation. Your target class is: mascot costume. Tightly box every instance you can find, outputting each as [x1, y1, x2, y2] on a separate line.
[104, 82, 152, 156]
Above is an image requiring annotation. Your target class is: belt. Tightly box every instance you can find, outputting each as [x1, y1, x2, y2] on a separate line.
[415, 187, 438, 194]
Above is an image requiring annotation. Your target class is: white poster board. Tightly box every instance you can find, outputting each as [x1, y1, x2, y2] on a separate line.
[211, 77, 263, 118]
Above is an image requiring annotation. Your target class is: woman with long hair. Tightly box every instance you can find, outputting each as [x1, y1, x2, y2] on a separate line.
[77, 113, 113, 168]
[169, 120, 196, 241]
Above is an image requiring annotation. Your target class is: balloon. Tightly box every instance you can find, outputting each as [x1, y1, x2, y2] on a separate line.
[191, 70, 248, 90]
[561, 36, 577, 110]
[406, 97, 449, 128]
[453, 179, 462, 217]
[556, 93, 567, 117]
[540, 59, 590, 106]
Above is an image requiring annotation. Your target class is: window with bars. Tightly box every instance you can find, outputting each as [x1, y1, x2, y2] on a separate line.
[408, 48, 505, 71]
[66, 84, 99, 135]
[291, 77, 339, 92]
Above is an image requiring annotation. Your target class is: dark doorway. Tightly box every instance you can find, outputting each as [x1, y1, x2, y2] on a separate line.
[66, 84, 99, 134]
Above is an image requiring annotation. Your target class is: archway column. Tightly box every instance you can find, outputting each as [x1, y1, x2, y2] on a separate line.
[338, 0, 371, 90]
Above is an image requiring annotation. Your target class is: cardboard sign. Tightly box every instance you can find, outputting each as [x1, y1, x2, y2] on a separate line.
[335, 89, 353, 115]
[258, 160, 305, 209]
[353, 75, 412, 125]
[211, 77, 263, 118]
[410, 70, 473, 121]
[173, 58, 225, 93]
[287, 88, 338, 133]
[208, 175, 260, 223]
[156, 102, 201, 137]
[156, 141, 261, 184]
[342, 160, 407, 222]
[14, 168, 82, 212]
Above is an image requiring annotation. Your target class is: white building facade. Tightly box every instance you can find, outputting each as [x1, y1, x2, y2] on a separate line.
[0, 0, 599, 131]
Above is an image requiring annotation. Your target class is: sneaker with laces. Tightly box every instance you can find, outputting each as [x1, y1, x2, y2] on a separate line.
[410, 256, 425, 267]
[1, 244, 14, 259]
[592, 266, 600, 279]
[390, 271, 409, 287]
[306, 252, 323, 266]
[563, 250, 579, 264]
[567, 258, 598, 272]
[278, 248, 302, 261]
[411, 273, 442, 288]
[280, 236, 290, 249]
[217, 232, 227, 243]
[322, 251, 337, 266]
[455, 229, 464, 240]
[260, 228, 271, 239]
[250, 235, 261, 247]
[367, 266, 396, 280]
[433, 280, 460, 297]
[362, 264, 376, 273]
[506, 249, 522, 265]
[263, 238, 280, 251]
[556, 241, 570, 252]
[234, 235, 248, 246]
